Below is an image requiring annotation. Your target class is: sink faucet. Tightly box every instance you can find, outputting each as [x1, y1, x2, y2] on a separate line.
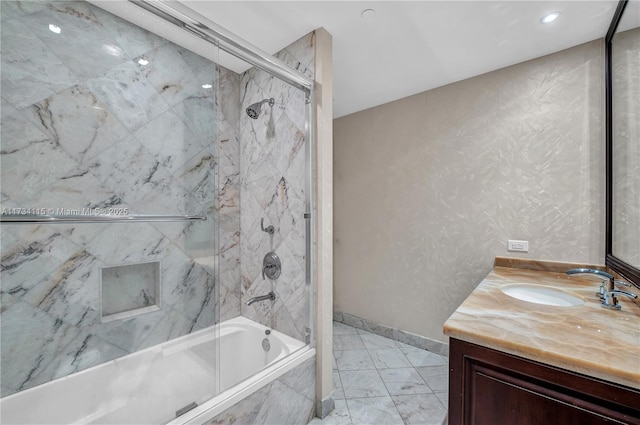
[245, 291, 276, 306]
[566, 268, 637, 310]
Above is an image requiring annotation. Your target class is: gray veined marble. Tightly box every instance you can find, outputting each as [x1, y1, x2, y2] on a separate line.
[0, 17, 79, 109]
[26, 84, 130, 164]
[84, 61, 170, 132]
[20, 1, 130, 80]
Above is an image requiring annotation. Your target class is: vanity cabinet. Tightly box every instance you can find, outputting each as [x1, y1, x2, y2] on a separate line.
[449, 338, 640, 425]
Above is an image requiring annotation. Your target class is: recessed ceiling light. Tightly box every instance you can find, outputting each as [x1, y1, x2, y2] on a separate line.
[540, 12, 561, 24]
[48, 24, 61, 34]
[361, 9, 376, 19]
[137, 57, 149, 66]
[202, 83, 213, 89]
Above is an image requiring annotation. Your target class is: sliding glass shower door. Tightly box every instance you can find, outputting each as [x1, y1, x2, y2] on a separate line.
[0, 1, 220, 423]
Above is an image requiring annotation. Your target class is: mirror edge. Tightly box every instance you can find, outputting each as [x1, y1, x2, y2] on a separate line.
[605, 0, 640, 287]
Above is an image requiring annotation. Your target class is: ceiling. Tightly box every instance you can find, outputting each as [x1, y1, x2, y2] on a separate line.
[97, 1, 631, 118]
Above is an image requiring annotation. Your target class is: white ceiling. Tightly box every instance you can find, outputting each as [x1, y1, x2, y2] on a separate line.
[98, 1, 633, 118]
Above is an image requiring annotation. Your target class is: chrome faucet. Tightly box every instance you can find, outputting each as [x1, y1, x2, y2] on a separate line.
[566, 268, 637, 310]
[245, 291, 276, 306]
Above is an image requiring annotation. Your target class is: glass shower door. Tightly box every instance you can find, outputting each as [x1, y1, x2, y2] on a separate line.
[0, 1, 220, 423]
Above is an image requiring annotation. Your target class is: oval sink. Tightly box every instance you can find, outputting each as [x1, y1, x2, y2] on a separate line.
[500, 284, 584, 307]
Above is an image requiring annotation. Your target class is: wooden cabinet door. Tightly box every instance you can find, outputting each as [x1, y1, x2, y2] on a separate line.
[449, 339, 640, 425]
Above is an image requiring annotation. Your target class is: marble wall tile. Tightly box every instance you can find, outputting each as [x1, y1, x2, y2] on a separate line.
[0, 17, 79, 109]
[20, 1, 130, 80]
[84, 61, 170, 132]
[0, 0, 221, 397]
[238, 32, 315, 342]
[202, 357, 315, 425]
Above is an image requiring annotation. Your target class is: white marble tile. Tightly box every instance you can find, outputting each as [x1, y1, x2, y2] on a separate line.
[0, 297, 81, 396]
[22, 249, 104, 328]
[90, 5, 168, 60]
[368, 348, 413, 369]
[346, 396, 404, 425]
[339, 370, 388, 398]
[26, 84, 129, 164]
[272, 302, 305, 341]
[0, 226, 83, 300]
[0, 138, 81, 204]
[171, 94, 216, 147]
[334, 350, 375, 371]
[172, 148, 216, 208]
[37, 331, 128, 382]
[416, 365, 449, 393]
[84, 61, 170, 132]
[1, 102, 52, 155]
[378, 368, 431, 396]
[134, 44, 201, 108]
[0, 17, 79, 109]
[254, 380, 314, 425]
[333, 321, 359, 335]
[133, 110, 204, 175]
[0, 1, 49, 19]
[333, 334, 365, 351]
[21, 1, 129, 79]
[400, 347, 448, 367]
[331, 370, 345, 400]
[392, 393, 447, 425]
[435, 391, 448, 408]
[360, 332, 398, 350]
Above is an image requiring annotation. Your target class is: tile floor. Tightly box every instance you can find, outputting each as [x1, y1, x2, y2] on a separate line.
[309, 322, 449, 425]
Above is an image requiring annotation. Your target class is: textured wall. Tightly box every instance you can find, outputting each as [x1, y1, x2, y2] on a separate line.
[334, 40, 605, 343]
[0, 1, 219, 396]
[612, 27, 640, 267]
[238, 33, 315, 341]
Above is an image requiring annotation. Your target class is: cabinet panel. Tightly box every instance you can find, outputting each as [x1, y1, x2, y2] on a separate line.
[449, 338, 640, 425]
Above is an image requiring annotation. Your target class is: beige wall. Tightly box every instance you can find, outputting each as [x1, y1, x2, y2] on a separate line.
[333, 40, 605, 343]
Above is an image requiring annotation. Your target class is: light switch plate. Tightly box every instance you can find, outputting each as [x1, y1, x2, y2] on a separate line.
[508, 240, 529, 252]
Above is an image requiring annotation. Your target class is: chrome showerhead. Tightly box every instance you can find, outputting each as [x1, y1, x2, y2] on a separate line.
[246, 98, 275, 119]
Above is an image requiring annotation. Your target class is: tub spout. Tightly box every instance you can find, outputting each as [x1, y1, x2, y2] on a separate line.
[246, 291, 276, 306]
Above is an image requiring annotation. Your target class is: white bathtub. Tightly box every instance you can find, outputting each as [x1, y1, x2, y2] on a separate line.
[0, 316, 314, 425]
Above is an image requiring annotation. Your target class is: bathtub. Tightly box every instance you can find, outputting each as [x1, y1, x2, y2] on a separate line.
[0, 316, 314, 424]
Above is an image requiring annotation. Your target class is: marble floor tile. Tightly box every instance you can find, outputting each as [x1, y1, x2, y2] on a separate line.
[333, 334, 365, 351]
[331, 370, 345, 400]
[333, 322, 359, 335]
[347, 396, 404, 425]
[339, 370, 389, 398]
[378, 367, 432, 396]
[334, 350, 375, 371]
[368, 348, 412, 369]
[435, 391, 448, 408]
[307, 322, 450, 425]
[400, 347, 448, 367]
[360, 332, 399, 349]
[416, 365, 449, 393]
[391, 393, 448, 425]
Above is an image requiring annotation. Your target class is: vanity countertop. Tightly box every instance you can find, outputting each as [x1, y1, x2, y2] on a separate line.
[443, 258, 640, 390]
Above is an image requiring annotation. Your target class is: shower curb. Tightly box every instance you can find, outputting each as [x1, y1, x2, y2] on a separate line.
[333, 311, 449, 357]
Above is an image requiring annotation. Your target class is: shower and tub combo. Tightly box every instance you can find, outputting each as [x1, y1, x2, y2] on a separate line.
[0, 0, 316, 423]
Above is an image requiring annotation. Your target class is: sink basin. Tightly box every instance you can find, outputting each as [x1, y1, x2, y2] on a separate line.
[500, 284, 585, 306]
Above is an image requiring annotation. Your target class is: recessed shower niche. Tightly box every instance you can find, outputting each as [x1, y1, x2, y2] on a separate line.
[101, 261, 161, 322]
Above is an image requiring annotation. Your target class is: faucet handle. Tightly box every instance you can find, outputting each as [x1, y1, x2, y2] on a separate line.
[610, 289, 638, 300]
[615, 280, 632, 288]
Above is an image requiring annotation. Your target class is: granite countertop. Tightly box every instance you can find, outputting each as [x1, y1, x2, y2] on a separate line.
[443, 257, 640, 390]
